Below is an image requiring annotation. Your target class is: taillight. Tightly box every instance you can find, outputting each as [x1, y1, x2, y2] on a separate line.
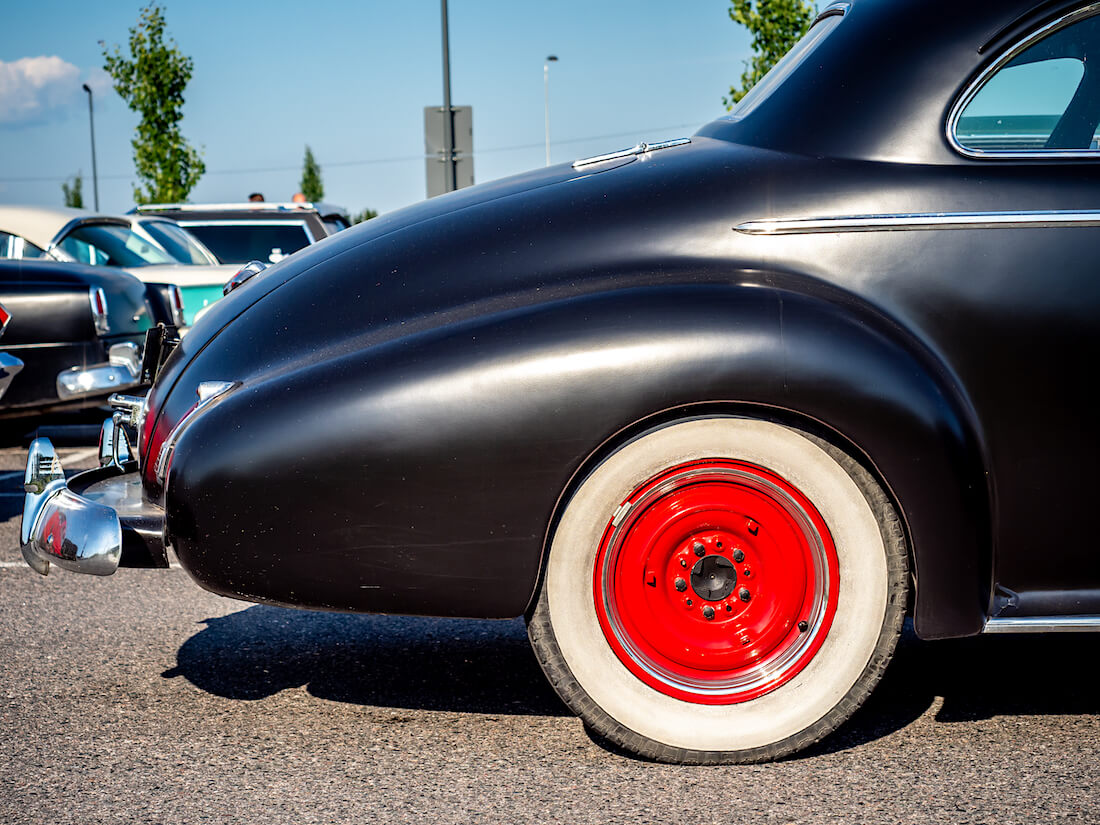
[170, 285, 185, 327]
[0, 301, 10, 339]
[153, 380, 237, 484]
[89, 287, 109, 334]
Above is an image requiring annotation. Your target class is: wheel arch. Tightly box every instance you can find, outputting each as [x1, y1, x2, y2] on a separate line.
[531, 285, 992, 640]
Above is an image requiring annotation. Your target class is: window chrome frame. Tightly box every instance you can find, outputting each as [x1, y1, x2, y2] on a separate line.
[947, 2, 1100, 160]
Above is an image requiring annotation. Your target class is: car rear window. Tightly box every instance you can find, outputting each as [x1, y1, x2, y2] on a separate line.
[181, 222, 313, 264]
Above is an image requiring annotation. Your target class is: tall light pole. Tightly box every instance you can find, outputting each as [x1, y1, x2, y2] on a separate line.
[440, 0, 457, 193]
[81, 83, 99, 211]
[544, 55, 558, 167]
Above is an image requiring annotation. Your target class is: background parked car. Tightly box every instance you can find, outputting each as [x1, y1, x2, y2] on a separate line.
[0, 259, 173, 418]
[131, 202, 350, 265]
[0, 300, 23, 404]
[0, 206, 231, 325]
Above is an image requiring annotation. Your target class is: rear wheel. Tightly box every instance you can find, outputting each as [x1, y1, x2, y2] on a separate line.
[528, 417, 907, 763]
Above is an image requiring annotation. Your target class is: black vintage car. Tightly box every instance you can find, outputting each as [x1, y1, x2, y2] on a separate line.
[20, 0, 1100, 763]
[0, 260, 178, 420]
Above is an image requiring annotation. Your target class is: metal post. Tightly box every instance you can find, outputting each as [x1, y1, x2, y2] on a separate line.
[82, 83, 99, 210]
[441, 0, 456, 193]
[544, 55, 558, 167]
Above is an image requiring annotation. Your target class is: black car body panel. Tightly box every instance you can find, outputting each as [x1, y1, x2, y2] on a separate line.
[82, 0, 1100, 638]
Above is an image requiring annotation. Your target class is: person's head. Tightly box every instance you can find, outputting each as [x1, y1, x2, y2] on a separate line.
[292, 192, 307, 203]
[248, 192, 264, 202]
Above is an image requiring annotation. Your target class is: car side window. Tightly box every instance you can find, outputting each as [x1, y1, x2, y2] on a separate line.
[953, 9, 1100, 156]
[0, 231, 46, 260]
[57, 234, 109, 266]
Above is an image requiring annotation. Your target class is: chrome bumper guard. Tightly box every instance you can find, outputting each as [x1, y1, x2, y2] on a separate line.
[55, 342, 143, 400]
[21, 423, 167, 577]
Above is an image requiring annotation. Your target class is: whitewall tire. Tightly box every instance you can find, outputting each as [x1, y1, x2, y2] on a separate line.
[527, 417, 907, 764]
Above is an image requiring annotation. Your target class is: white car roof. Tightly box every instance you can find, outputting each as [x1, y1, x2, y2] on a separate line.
[0, 205, 111, 250]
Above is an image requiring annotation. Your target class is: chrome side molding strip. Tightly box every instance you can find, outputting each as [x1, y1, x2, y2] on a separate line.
[734, 209, 1100, 235]
[573, 138, 690, 169]
[983, 616, 1100, 633]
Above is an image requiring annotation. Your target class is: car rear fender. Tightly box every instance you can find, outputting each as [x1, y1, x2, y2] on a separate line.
[164, 282, 988, 636]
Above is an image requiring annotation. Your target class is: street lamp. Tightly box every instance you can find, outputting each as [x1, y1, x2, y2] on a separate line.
[81, 83, 99, 211]
[544, 55, 558, 167]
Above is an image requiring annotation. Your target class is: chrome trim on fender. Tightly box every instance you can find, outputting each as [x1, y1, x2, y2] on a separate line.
[573, 138, 691, 169]
[154, 380, 238, 484]
[734, 209, 1100, 235]
[813, 1, 850, 25]
[224, 259, 267, 296]
[946, 3, 1100, 160]
[983, 616, 1100, 633]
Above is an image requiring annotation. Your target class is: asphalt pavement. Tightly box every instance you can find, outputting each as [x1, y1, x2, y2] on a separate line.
[1, 421, 1097, 824]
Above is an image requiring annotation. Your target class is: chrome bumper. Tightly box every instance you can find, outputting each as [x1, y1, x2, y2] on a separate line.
[55, 342, 142, 400]
[21, 424, 167, 577]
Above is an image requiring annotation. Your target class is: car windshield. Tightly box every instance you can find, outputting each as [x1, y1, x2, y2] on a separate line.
[140, 220, 218, 265]
[56, 223, 176, 268]
[182, 222, 313, 264]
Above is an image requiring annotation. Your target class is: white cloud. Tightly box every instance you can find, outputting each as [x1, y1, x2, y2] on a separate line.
[0, 56, 82, 126]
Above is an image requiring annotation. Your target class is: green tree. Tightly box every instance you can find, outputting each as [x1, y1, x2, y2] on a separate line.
[62, 174, 84, 209]
[101, 3, 205, 203]
[352, 208, 378, 224]
[300, 145, 324, 202]
[724, 0, 815, 109]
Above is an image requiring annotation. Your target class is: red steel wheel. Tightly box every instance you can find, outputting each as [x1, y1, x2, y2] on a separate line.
[528, 417, 907, 764]
[592, 459, 839, 704]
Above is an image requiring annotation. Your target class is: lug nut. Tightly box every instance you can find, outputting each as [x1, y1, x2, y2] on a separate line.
[739, 588, 751, 602]
[798, 620, 809, 633]
[733, 549, 745, 563]
[702, 606, 715, 620]
[693, 541, 705, 557]
[674, 577, 687, 592]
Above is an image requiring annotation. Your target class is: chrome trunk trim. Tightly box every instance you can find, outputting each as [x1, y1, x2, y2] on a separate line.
[573, 138, 690, 169]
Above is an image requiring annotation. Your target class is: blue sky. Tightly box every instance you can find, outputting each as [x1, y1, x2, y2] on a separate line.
[0, 1, 750, 217]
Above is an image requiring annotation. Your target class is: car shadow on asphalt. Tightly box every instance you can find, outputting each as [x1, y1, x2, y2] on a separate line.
[162, 604, 568, 717]
[801, 623, 1100, 759]
[163, 607, 1100, 753]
